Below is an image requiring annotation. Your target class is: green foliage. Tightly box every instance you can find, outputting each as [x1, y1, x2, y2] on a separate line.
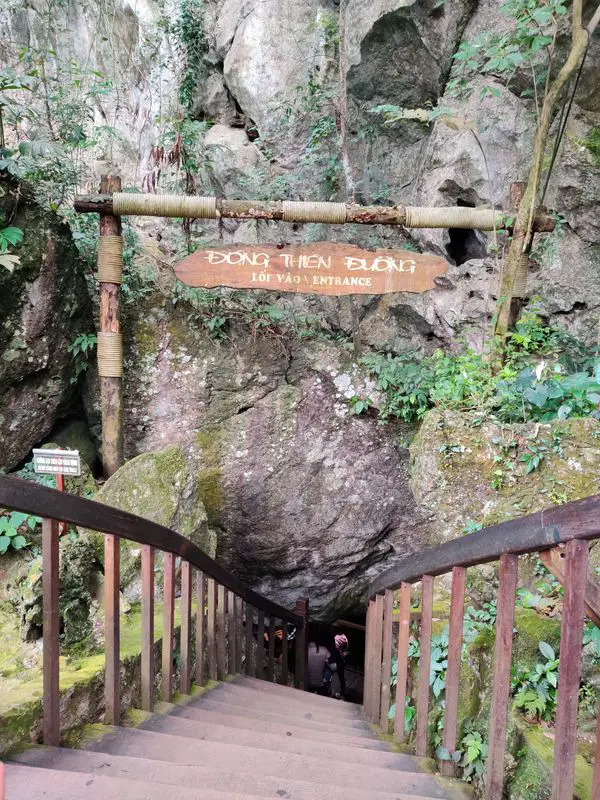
[0, 224, 23, 272]
[174, 0, 207, 111]
[349, 396, 373, 415]
[0, 511, 36, 554]
[67, 333, 97, 384]
[512, 641, 559, 721]
[458, 730, 488, 782]
[582, 128, 600, 167]
[355, 304, 598, 425]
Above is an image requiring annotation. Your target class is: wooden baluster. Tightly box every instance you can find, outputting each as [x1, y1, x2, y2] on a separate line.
[552, 540, 589, 800]
[267, 616, 276, 682]
[294, 598, 309, 691]
[180, 561, 192, 694]
[486, 554, 518, 799]
[141, 545, 155, 711]
[245, 604, 254, 676]
[363, 600, 374, 717]
[369, 593, 385, 724]
[195, 571, 206, 686]
[379, 589, 394, 731]
[394, 583, 411, 740]
[416, 575, 434, 757]
[207, 578, 217, 681]
[441, 566, 466, 777]
[256, 609, 265, 680]
[105, 533, 121, 724]
[593, 707, 600, 799]
[0, 760, 4, 800]
[43, 518, 60, 745]
[228, 590, 237, 676]
[281, 620, 289, 686]
[217, 584, 227, 680]
[161, 552, 175, 701]
[235, 595, 244, 674]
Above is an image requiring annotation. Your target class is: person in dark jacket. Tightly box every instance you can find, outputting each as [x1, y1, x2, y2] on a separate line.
[307, 633, 349, 698]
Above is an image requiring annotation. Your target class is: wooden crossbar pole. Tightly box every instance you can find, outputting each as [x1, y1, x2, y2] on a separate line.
[74, 193, 555, 232]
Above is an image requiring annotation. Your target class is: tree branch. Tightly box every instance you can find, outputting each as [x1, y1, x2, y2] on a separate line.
[587, 3, 600, 35]
[573, 0, 584, 34]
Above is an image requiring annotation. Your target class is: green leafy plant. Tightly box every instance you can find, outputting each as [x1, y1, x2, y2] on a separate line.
[67, 333, 97, 384]
[512, 641, 559, 721]
[458, 730, 488, 782]
[0, 510, 38, 554]
[519, 441, 548, 474]
[0, 225, 23, 272]
[349, 396, 373, 415]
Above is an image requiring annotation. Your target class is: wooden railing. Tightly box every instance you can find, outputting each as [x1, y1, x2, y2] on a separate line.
[0, 475, 308, 747]
[363, 493, 600, 800]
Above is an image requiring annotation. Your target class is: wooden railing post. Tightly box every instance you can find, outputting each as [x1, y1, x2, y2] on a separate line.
[266, 616, 276, 682]
[281, 619, 289, 686]
[141, 545, 155, 711]
[394, 583, 411, 739]
[195, 571, 206, 686]
[552, 540, 589, 800]
[104, 533, 121, 724]
[363, 600, 374, 716]
[245, 604, 254, 676]
[379, 589, 394, 731]
[217, 584, 227, 680]
[235, 595, 244, 674]
[440, 566, 466, 777]
[42, 518, 60, 745]
[207, 578, 217, 681]
[180, 561, 192, 693]
[486, 554, 518, 799]
[370, 593, 384, 724]
[416, 575, 434, 757]
[161, 552, 175, 701]
[227, 590, 237, 676]
[294, 597, 309, 690]
[256, 609, 265, 680]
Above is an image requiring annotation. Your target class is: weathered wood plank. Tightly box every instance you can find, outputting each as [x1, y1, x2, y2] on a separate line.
[441, 567, 466, 777]
[370, 594, 385, 725]
[539, 546, 600, 627]
[104, 534, 121, 724]
[207, 578, 217, 681]
[0, 476, 303, 626]
[267, 617, 276, 682]
[368, 493, 600, 597]
[552, 540, 589, 800]
[256, 609, 265, 680]
[486, 554, 518, 800]
[228, 590, 237, 676]
[141, 545, 155, 711]
[235, 595, 244, 674]
[161, 552, 175, 701]
[293, 598, 309, 690]
[42, 518, 60, 746]
[195, 571, 205, 686]
[416, 575, 434, 757]
[180, 560, 192, 694]
[363, 601, 374, 718]
[394, 583, 411, 741]
[281, 619, 289, 686]
[217, 584, 227, 680]
[379, 589, 394, 731]
[245, 604, 254, 676]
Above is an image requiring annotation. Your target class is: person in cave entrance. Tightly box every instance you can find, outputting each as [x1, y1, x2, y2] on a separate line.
[307, 633, 349, 699]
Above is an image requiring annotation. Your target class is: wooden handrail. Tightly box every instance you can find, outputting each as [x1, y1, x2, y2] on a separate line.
[368, 492, 600, 597]
[0, 475, 303, 625]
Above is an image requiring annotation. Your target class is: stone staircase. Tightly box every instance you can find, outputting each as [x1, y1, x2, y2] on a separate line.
[5, 676, 471, 800]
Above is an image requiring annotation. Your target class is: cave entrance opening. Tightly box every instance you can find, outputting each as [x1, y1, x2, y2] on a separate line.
[73, 181, 555, 478]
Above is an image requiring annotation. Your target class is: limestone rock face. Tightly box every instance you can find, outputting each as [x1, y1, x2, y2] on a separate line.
[0, 181, 93, 471]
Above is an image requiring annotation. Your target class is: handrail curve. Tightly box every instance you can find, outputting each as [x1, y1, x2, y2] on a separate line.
[369, 492, 600, 597]
[0, 475, 302, 625]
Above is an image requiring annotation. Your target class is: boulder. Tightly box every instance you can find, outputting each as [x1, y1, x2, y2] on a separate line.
[0, 179, 93, 471]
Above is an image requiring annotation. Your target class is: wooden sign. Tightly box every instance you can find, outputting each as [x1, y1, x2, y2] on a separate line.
[175, 243, 449, 296]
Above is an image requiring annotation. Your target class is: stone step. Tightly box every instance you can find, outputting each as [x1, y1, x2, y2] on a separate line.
[9, 747, 464, 800]
[195, 684, 365, 726]
[81, 726, 465, 796]
[233, 675, 355, 708]
[136, 711, 401, 767]
[165, 701, 384, 748]
[210, 681, 361, 719]
[187, 695, 370, 733]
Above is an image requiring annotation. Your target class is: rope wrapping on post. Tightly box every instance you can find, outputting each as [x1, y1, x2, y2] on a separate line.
[97, 332, 123, 378]
[405, 206, 502, 231]
[112, 193, 218, 219]
[282, 200, 347, 224]
[97, 236, 124, 284]
[512, 254, 529, 299]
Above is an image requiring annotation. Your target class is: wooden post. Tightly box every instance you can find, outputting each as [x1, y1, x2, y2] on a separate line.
[394, 584, 411, 739]
[195, 571, 206, 686]
[552, 540, 589, 800]
[235, 595, 244, 674]
[256, 609, 265, 680]
[245, 604, 254, 676]
[369, 594, 384, 725]
[98, 174, 123, 477]
[207, 578, 217, 681]
[281, 619, 289, 686]
[217, 584, 227, 680]
[104, 533, 120, 725]
[363, 600, 374, 716]
[294, 597, 309, 690]
[379, 589, 394, 731]
[486, 554, 519, 800]
[416, 575, 434, 757]
[441, 567, 466, 777]
[228, 590, 237, 676]
[161, 552, 175, 701]
[42, 518, 60, 745]
[180, 561, 192, 693]
[266, 616, 276, 682]
[141, 545, 155, 711]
